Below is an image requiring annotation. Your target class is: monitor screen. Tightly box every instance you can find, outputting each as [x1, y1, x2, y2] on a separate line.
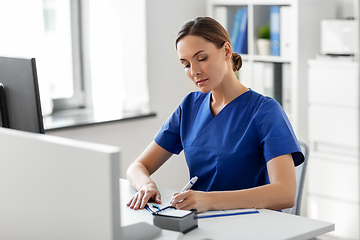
[0, 55, 44, 133]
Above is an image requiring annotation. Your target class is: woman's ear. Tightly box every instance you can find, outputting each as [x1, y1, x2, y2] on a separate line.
[223, 42, 232, 60]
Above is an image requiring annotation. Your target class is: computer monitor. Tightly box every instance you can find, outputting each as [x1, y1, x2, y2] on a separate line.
[0, 55, 44, 133]
[0, 127, 121, 239]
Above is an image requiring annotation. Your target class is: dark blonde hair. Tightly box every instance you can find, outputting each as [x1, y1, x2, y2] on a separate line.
[175, 17, 242, 72]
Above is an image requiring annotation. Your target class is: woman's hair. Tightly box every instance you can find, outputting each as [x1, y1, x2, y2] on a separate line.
[175, 16, 242, 72]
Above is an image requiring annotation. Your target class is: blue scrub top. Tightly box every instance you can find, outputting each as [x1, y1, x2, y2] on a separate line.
[154, 89, 304, 192]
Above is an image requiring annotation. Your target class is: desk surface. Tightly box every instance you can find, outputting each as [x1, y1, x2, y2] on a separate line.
[120, 179, 334, 240]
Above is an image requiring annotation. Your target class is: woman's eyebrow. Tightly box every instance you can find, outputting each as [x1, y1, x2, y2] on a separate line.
[179, 50, 205, 61]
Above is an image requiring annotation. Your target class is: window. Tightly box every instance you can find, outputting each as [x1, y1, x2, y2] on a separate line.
[42, 0, 82, 111]
[0, 0, 149, 119]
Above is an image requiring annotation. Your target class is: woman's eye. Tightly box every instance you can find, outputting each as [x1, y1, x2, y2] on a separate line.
[184, 64, 190, 69]
[199, 57, 207, 61]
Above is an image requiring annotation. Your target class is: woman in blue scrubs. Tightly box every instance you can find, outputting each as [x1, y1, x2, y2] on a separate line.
[127, 17, 304, 213]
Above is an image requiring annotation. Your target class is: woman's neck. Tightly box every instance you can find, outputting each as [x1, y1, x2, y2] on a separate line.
[210, 73, 248, 116]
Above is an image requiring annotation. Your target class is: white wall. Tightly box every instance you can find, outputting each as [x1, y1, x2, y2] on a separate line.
[47, 0, 206, 191]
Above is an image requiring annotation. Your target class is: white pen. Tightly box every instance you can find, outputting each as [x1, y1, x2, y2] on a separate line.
[181, 176, 198, 192]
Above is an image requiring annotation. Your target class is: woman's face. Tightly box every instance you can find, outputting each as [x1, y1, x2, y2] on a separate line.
[177, 35, 229, 93]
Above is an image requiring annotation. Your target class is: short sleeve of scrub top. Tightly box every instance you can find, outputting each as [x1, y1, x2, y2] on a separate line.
[154, 89, 304, 192]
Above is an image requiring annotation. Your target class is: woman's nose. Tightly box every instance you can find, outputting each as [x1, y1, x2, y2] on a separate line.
[190, 64, 201, 77]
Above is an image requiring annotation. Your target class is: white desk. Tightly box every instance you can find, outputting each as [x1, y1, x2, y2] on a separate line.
[120, 179, 334, 240]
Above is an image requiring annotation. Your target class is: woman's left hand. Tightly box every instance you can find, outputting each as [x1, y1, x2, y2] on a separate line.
[170, 190, 211, 213]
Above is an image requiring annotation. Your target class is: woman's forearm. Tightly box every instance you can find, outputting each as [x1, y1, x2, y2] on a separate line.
[172, 181, 295, 213]
[127, 141, 173, 191]
[209, 182, 295, 211]
[126, 161, 157, 191]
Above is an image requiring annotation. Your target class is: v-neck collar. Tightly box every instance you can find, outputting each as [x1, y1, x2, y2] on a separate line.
[185, 89, 254, 150]
[208, 89, 252, 118]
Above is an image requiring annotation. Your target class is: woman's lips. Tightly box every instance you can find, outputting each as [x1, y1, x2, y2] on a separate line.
[196, 78, 208, 86]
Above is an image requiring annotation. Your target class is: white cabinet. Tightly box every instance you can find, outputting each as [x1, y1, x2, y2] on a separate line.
[206, 0, 336, 140]
[308, 60, 359, 239]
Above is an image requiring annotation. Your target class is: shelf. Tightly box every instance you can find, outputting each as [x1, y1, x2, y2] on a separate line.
[207, 0, 337, 140]
[246, 55, 291, 63]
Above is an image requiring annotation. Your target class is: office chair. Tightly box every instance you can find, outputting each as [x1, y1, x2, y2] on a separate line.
[282, 141, 309, 215]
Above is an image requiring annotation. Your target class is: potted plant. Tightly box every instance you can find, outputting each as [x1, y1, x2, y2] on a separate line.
[257, 23, 270, 55]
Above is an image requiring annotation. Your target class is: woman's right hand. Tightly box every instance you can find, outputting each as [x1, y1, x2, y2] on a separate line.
[126, 141, 173, 210]
[127, 182, 162, 210]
